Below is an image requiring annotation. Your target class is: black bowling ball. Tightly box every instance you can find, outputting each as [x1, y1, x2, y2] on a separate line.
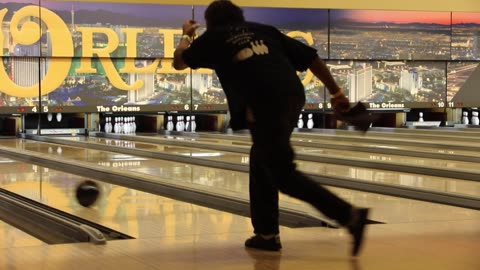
[76, 180, 100, 207]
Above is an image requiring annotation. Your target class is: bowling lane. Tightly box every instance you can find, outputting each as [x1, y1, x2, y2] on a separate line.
[162, 135, 480, 173]
[0, 139, 316, 215]
[291, 134, 480, 158]
[294, 128, 480, 142]
[207, 132, 480, 155]
[291, 131, 480, 151]
[0, 220, 45, 248]
[1, 138, 480, 225]
[108, 132, 480, 161]
[53, 136, 480, 198]
[1, 160, 479, 251]
[0, 157, 46, 248]
[166, 130, 480, 154]
[0, 158, 253, 239]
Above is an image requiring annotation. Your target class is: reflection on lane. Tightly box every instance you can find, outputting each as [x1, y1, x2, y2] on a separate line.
[0, 158, 252, 239]
[0, 220, 45, 248]
[67, 135, 480, 173]
[1, 139, 480, 225]
[172, 133, 480, 157]
[53, 136, 480, 198]
[67, 133, 480, 157]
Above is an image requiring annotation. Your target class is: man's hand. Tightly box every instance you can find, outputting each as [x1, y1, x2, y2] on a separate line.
[308, 58, 350, 113]
[331, 91, 350, 113]
[182, 20, 200, 37]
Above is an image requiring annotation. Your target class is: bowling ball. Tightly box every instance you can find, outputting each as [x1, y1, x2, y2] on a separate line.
[76, 180, 100, 207]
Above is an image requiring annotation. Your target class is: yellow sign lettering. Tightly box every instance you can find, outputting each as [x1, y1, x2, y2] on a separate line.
[158, 29, 181, 58]
[76, 27, 144, 90]
[0, 5, 315, 98]
[0, 6, 73, 97]
[120, 28, 161, 74]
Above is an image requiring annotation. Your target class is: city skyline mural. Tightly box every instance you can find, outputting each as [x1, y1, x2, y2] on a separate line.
[327, 60, 446, 109]
[448, 62, 480, 107]
[452, 12, 480, 60]
[1, 1, 479, 113]
[330, 10, 452, 60]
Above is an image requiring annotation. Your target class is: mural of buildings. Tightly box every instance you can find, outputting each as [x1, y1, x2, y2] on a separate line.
[12, 57, 46, 86]
[400, 69, 422, 96]
[348, 64, 373, 102]
[187, 73, 212, 95]
[127, 61, 155, 103]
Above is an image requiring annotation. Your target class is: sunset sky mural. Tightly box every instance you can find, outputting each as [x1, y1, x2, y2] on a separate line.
[452, 12, 480, 24]
[331, 10, 451, 25]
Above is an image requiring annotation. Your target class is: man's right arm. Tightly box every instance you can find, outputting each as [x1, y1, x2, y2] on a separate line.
[173, 36, 192, 70]
[173, 20, 200, 70]
[276, 28, 350, 113]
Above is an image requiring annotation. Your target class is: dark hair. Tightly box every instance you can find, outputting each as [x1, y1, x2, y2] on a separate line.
[204, 0, 245, 29]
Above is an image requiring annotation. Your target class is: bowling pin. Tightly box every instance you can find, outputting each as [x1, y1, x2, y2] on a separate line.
[106, 117, 112, 133]
[167, 116, 174, 131]
[307, 114, 314, 129]
[119, 117, 123, 133]
[185, 116, 191, 132]
[462, 112, 469, 125]
[124, 117, 130, 134]
[132, 116, 137, 133]
[129, 117, 133, 133]
[114, 117, 119, 133]
[176, 116, 182, 132]
[103, 118, 108, 133]
[191, 116, 196, 132]
[297, 114, 304, 129]
[179, 116, 185, 132]
[418, 112, 424, 122]
[47, 113, 53, 122]
[56, 112, 62, 122]
[119, 117, 124, 133]
[471, 112, 479, 125]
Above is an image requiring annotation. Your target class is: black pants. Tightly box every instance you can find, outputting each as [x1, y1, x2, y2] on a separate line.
[248, 96, 353, 235]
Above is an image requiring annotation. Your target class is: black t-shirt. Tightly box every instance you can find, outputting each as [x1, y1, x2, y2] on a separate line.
[182, 22, 318, 129]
